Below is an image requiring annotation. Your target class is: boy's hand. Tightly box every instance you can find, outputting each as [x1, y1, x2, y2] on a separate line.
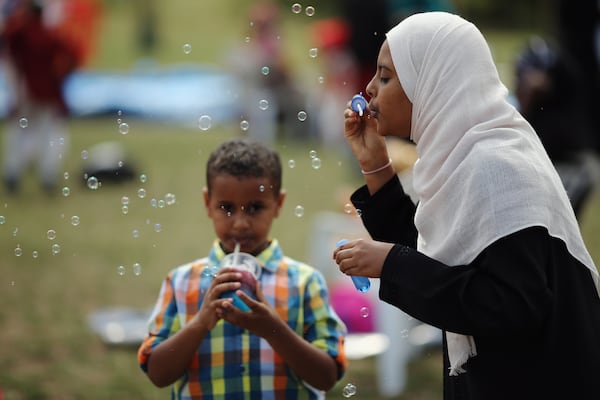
[190, 270, 241, 331]
[217, 282, 281, 338]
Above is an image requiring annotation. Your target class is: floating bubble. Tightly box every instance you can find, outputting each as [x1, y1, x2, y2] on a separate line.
[305, 5, 315, 16]
[47, 230, 56, 240]
[291, 3, 302, 13]
[15, 245, 22, 257]
[158, 199, 166, 208]
[261, 66, 270, 75]
[71, 216, 80, 226]
[51, 243, 60, 255]
[150, 198, 158, 208]
[12, 228, 18, 237]
[308, 48, 318, 58]
[198, 115, 212, 131]
[62, 186, 70, 196]
[117, 265, 126, 276]
[342, 383, 357, 398]
[121, 196, 129, 205]
[117, 110, 122, 116]
[32, 250, 38, 258]
[19, 117, 28, 128]
[64, 172, 69, 180]
[154, 223, 161, 232]
[309, 150, 317, 159]
[288, 159, 295, 168]
[360, 307, 369, 318]
[259, 184, 265, 192]
[355, 208, 363, 217]
[0, 215, 5, 224]
[165, 193, 176, 205]
[318, 76, 325, 84]
[258, 99, 269, 110]
[400, 328, 409, 339]
[87, 176, 99, 190]
[81, 150, 88, 160]
[297, 110, 308, 121]
[244, 36, 251, 43]
[183, 43, 192, 54]
[240, 120, 250, 131]
[294, 205, 304, 218]
[137, 188, 146, 198]
[139, 174, 147, 183]
[311, 157, 321, 170]
[132, 229, 139, 238]
[118, 122, 129, 135]
[132, 263, 142, 276]
[344, 203, 353, 214]
[122, 205, 129, 215]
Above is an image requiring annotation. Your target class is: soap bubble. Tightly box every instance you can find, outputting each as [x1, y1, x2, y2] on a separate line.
[132, 263, 142, 276]
[165, 193, 176, 205]
[140, 174, 147, 183]
[183, 43, 192, 54]
[360, 307, 369, 318]
[288, 159, 295, 168]
[62, 187, 70, 197]
[309, 150, 317, 159]
[311, 157, 321, 170]
[14, 246, 22, 257]
[51, 243, 60, 255]
[308, 48, 318, 58]
[121, 196, 129, 205]
[0, 216, 5, 224]
[297, 110, 308, 121]
[291, 3, 302, 13]
[305, 6, 315, 16]
[154, 223, 162, 232]
[47, 230, 56, 240]
[240, 120, 250, 131]
[87, 176, 99, 190]
[32, 250, 39, 258]
[121, 205, 129, 215]
[71, 216, 80, 226]
[342, 383, 357, 398]
[198, 115, 212, 131]
[118, 122, 129, 135]
[137, 188, 146, 199]
[81, 150, 88, 160]
[294, 205, 304, 217]
[132, 229, 139, 238]
[261, 66, 270, 75]
[258, 99, 269, 110]
[344, 203, 353, 214]
[117, 265, 126, 276]
[19, 117, 28, 128]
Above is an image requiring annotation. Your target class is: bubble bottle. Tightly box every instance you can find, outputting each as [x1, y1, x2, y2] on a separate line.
[336, 239, 371, 292]
[350, 92, 368, 117]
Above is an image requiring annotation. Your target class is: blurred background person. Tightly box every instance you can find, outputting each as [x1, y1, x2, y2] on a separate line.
[225, 0, 306, 144]
[515, 35, 600, 218]
[1, 0, 86, 194]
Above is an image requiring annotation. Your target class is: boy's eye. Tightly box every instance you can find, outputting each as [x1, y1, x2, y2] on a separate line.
[219, 204, 234, 215]
[245, 202, 265, 215]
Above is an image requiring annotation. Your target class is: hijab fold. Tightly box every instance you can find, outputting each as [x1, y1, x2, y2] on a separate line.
[386, 12, 599, 376]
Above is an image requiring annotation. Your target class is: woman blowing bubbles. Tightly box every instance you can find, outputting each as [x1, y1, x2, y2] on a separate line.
[333, 12, 600, 400]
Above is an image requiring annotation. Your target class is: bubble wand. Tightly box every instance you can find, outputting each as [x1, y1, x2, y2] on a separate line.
[336, 239, 371, 292]
[350, 93, 368, 117]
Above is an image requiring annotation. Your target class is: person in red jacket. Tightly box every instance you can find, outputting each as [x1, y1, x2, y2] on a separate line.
[1, 0, 79, 194]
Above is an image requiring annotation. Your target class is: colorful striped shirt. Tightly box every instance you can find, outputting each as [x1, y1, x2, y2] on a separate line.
[138, 239, 348, 399]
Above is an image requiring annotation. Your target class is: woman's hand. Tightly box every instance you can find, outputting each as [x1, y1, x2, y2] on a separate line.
[333, 238, 395, 278]
[343, 102, 389, 168]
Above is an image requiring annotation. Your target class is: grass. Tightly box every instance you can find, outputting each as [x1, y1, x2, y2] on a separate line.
[3, 1, 597, 399]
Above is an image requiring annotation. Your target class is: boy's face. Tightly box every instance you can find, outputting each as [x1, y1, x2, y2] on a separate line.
[203, 174, 285, 256]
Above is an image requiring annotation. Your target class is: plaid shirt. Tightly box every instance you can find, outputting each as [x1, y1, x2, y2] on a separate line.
[138, 239, 347, 400]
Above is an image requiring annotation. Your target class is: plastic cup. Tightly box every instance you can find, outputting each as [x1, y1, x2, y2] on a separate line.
[219, 252, 261, 312]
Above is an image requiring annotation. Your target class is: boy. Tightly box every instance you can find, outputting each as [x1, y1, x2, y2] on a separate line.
[138, 138, 347, 399]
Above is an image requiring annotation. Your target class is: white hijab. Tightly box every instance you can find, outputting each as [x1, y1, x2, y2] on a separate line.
[386, 12, 600, 376]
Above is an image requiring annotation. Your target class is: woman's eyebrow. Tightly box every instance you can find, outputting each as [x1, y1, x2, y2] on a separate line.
[378, 64, 393, 73]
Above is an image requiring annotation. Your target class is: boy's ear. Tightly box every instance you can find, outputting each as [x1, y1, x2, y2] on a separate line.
[202, 187, 211, 215]
[274, 189, 286, 217]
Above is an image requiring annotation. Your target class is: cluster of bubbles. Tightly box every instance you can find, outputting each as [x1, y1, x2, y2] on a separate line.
[117, 262, 143, 276]
[291, 3, 315, 16]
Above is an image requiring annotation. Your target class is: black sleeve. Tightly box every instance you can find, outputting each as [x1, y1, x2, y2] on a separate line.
[350, 175, 418, 247]
[379, 226, 554, 339]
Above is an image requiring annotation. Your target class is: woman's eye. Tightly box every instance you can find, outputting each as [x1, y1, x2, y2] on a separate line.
[380, 77, 390, 84]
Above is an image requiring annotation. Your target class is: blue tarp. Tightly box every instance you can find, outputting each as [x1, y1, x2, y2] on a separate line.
[0, 63, 241, 127]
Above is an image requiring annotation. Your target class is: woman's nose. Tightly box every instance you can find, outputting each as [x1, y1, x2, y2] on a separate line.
[365, 75, 376, 98]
